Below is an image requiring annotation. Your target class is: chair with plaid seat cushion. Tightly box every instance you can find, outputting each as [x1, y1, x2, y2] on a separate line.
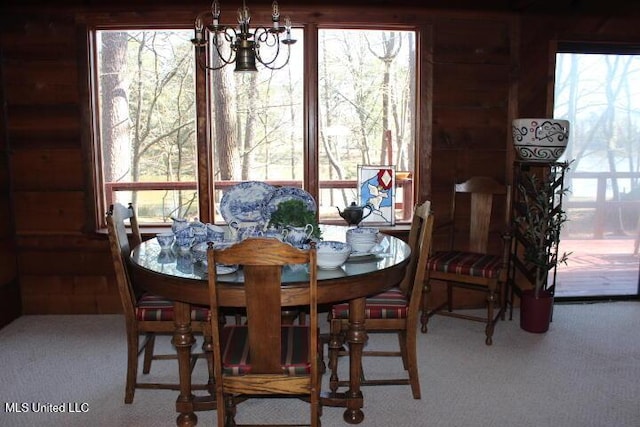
[106, 203, 213, 404]
[327, 201, 434, 399]
[207, 238, 322, 427]
[421, 176, 511, 345]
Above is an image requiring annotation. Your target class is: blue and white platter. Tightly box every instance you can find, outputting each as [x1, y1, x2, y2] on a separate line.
[263, 186, 317, 220]
[220, 181, 276, 225]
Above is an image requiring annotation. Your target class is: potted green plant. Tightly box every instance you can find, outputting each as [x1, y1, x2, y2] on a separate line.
[267, 199, 322, 242]
[514, 166, 571, 333]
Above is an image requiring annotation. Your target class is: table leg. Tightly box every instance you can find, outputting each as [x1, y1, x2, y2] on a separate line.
[172, 301, 197, 427]
[344, 296, 366, 424]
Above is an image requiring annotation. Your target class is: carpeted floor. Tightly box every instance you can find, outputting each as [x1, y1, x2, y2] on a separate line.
[1, 301, 639, 426]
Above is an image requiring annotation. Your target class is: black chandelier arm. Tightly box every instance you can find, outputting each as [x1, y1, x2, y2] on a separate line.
[194, 26, 241, 71]
[209, 28, 238, 67]
[255, 44, 292, 70]
[254, 25, 282, 48]
[252, 26, 294, 69]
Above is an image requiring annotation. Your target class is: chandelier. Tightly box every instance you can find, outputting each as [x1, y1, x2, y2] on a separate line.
[191, 0, 296, 72]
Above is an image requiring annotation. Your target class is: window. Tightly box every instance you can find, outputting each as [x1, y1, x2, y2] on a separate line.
[208, 29, 305, 220]
[95, 29, 199, 224]
[91, 23, 418, 228]
[317, 29, 416, 222]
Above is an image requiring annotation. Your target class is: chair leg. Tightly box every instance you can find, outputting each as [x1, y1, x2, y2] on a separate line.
[142, 333, 155, 374]
[405, 327, 421, 399]
[124, 330, 140, 404]
[485, 288, 496, 346]
[420, 282, 431, 333]
[202, 329, 214, 392]
[224, 395, 237, 427]
[328, 319, 344, 394]
[499, 280, 507, 321]
[446, 283, 453, 312]
[397, 331, 409, 370]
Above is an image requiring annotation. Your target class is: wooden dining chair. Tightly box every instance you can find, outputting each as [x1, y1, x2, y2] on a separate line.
[106, 202, 213, 404]
[421, 176, 511, 345]
[207, 237, 321, 427]
[327, 200, 434, 399]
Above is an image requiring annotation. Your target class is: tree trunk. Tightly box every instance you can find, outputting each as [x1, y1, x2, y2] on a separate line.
[212, 47, 239, 181]
[101, 32, 130, 185]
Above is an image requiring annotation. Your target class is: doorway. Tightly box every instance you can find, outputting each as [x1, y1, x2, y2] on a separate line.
[553, 46, 640, 299]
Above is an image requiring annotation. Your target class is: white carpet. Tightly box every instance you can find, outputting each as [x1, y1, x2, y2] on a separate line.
[1, 301, 639, 426]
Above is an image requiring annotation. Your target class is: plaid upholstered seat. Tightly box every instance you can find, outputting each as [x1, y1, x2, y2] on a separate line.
[219, 325, 311, 376]
[136, 293, 210, 321]
[427, 250, 502, 279]
[331, 287, 408, 320]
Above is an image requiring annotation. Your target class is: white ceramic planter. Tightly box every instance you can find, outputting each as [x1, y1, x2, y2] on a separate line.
[512, 118, 569, 163]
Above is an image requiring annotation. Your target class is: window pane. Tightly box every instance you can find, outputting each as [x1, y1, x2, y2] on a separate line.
[209, 29, 304, 222]
[96, 29, 198, 224]
[554, 52, 640, 297]
[318, 29, 416, 223]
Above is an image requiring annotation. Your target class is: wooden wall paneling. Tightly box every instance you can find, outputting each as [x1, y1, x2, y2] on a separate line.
[11, 148, 84, 191]
[0, 29, 22, 327]
[6, 104, 81, 140]
[434, 17, 511, 65]
[18, 237, 119, 314]
[4, 60, 79, 106]
[18, 248, 112, 276]
[20, 275, 120, 314]
[13, 191, 87, 234]
[416, 22, 433, 206]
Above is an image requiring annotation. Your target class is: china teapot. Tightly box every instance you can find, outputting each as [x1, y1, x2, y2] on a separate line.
[337, 202, 373, 226]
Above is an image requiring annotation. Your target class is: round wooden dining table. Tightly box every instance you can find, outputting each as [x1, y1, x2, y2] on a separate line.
[129, 227, 411, 426]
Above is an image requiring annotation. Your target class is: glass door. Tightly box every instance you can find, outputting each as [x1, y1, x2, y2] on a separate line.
[553, 46, 640, 299]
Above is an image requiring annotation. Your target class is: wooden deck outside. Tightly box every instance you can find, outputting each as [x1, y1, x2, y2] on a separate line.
[555, 238, 640, 298]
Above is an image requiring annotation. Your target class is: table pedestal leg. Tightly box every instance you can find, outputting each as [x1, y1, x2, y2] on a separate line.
[173, 301, 197, 426]
[344, 296, 366, 424]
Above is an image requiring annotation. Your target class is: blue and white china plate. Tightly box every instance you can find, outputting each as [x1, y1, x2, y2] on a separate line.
[220, 181, 276, 225]
[263, 186, 317, 219]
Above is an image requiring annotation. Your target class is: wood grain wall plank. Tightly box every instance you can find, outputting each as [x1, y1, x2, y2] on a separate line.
[4, 60, 79, 106]
[21, 275, 121, 314]
[13, 191, 86, 233]
[11, 148, 84, 190]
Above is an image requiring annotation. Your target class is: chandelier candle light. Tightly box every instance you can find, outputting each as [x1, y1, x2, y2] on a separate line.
[192, 0, 296, 72]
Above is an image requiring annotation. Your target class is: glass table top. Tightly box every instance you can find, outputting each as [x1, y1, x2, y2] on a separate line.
[130, 225, 411, 284]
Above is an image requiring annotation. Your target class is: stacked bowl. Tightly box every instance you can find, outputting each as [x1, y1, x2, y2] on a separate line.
[346, 227, 379, 254]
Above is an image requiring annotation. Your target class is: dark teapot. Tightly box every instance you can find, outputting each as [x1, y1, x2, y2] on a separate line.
[337, 202, 373, 226]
